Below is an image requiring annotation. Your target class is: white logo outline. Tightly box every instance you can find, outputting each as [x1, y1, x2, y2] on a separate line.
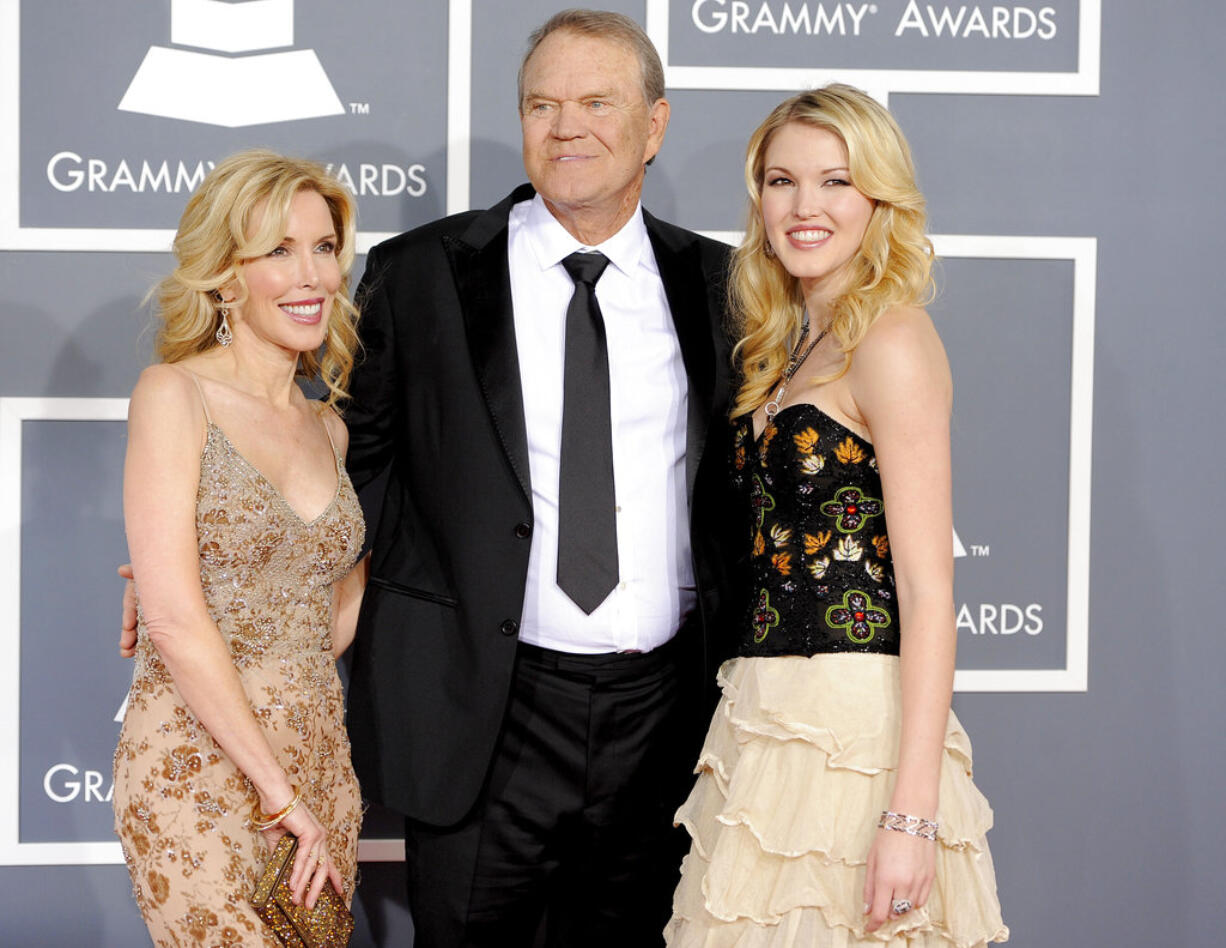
[117, 0, 345, 128]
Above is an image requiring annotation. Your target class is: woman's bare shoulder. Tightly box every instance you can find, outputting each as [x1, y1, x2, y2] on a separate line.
[848, 306, 951, 421]
[852, 307, 947, 382]
[313, 400, 350, 456]
[131, 362, 194, 404]
[128, 363, 205, 435]
[858, 305, 939, 353]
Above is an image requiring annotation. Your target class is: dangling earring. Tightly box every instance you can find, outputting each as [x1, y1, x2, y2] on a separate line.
[215, 307, 233, 347]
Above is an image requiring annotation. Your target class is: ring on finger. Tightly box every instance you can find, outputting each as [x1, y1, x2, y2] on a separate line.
[891, 898, 913, 915]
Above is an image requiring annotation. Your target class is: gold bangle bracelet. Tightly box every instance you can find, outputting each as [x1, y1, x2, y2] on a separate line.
[251, 786, 302, 831]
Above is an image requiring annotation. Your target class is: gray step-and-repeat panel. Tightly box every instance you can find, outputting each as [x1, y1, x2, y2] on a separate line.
[3, 1, 1223, 945]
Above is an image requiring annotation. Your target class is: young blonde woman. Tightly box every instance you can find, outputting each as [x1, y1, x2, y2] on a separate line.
[113, 150, 367, 945]
[666, 86, 1007, 946]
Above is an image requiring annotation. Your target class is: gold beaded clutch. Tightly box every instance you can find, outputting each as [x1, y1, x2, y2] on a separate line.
[251, 834, 354, 948]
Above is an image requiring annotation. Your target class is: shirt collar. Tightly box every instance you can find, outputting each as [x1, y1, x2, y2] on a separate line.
[524, 192, 655, 279]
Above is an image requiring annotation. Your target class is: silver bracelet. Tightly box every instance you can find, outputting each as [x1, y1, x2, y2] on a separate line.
[878, 809, 939, 841]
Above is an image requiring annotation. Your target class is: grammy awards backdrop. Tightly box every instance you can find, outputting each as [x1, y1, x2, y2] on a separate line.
[2, 1, 1222, 944]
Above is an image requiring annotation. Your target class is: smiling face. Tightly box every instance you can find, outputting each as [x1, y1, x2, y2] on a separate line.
[230, 188, 341, 354]
[519, 29, 669, 239]
[759, 121, 875, 310]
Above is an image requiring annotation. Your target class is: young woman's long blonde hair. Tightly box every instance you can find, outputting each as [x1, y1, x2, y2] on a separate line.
[151, 149, 360, 407]
[730, 84, 934, 418]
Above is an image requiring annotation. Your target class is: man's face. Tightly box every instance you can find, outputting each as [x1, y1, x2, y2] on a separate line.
[520, 30, 669, 224]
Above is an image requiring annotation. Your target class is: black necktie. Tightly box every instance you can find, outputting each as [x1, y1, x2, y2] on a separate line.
[557, 251, 618, 614]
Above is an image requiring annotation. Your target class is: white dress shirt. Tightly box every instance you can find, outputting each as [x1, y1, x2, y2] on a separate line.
[508, 194, 695, 654]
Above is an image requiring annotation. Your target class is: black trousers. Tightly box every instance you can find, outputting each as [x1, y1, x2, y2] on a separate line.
[404, 640, 691, 947]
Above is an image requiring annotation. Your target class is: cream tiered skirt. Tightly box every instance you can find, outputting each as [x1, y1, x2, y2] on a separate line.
[665, 654, 1008, 947]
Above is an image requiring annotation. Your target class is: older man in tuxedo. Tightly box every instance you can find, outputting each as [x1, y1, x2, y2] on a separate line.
[344, 10, 735, 945]
[344, 10, 734, 944]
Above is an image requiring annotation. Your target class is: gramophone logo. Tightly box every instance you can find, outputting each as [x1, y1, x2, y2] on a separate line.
[118, 0, 345, 127]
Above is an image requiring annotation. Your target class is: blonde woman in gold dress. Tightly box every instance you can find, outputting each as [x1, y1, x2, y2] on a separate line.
[113, 150, 367, 946]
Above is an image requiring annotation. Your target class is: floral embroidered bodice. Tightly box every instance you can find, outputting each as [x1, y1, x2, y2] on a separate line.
[133, 422, 365, 671]
[730, 403, 899, 657]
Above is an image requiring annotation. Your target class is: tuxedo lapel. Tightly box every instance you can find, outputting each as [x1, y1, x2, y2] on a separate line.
[446, 186, 536, 502]
[645, 212, 718, 504]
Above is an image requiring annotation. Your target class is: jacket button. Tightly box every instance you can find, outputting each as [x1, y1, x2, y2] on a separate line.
[514, 521, 532, 539]
[500, 619, 519, 636]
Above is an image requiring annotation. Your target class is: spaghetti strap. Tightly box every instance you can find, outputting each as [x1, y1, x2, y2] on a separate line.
[183, 368, 213, 425]
[315, 401, 340, 458]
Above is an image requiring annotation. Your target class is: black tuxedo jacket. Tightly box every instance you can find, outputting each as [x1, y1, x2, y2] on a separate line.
[344, 184, 735, 826]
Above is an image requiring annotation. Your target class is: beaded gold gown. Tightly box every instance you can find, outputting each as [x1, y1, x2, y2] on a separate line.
[113, 402, 364, 947]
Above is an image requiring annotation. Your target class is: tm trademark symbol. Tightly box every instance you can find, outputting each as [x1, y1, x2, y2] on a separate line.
[970, 544, 990, 557]
[350, 102, 371, 115]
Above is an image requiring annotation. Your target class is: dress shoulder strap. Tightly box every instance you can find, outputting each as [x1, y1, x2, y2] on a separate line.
[182, 368, 214, 425]
[314, 400, 340, 457]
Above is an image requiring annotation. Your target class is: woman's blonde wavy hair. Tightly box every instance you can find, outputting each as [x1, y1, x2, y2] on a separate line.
[151, 149, 360, 408]
[730, 84, 934, 418]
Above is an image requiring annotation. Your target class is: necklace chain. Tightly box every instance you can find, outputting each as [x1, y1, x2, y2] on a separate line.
[764, 314, 829, 419]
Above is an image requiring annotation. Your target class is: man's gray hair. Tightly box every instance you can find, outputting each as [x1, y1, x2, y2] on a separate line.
[517, 9, 666, 110]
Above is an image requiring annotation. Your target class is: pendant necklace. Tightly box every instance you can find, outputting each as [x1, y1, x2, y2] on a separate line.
[764, 311, 829, 419]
